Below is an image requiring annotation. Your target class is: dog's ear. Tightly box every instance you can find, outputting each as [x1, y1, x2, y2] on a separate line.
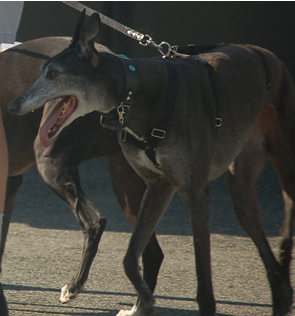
[70, 9, 86, 49]
[76, 12, 101, 64]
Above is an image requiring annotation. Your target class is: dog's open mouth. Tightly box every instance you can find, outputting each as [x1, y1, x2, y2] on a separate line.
[39, 96, 77, 147]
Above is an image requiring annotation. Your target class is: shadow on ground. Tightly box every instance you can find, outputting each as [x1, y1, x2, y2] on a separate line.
[11, 157, 284, 237]
[6, 284, 267, 316]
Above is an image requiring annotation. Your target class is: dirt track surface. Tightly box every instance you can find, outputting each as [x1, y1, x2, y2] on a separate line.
[2, 157, 293, 315]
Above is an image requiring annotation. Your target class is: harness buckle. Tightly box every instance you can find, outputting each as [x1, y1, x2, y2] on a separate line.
[215, 118, 222, 127]
[120, 129, 127, 142]
[151, 128, 166, 139]
[117, 103, 131, 126]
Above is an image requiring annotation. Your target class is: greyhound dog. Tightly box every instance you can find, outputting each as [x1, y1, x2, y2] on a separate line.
[9, 12, 295, 316]
[0, 36, 165, 309]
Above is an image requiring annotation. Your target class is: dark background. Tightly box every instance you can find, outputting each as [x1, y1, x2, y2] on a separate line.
[16, 1, 295, 79]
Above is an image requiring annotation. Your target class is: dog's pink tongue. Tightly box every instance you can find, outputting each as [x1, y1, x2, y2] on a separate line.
[39, 126, 51, 148]
[39, 103, 64, 147]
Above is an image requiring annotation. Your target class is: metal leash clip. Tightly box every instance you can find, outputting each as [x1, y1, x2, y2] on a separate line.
[139, 35, 173, 58]
[117, 103, 131, 126]
[157, 42, 173, 58]
[139, 34, 154, 47]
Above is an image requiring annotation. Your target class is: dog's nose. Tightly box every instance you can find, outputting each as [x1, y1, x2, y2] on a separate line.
[8, 100, 20, 115]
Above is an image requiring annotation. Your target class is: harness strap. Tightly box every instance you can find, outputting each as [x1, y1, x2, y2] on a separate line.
[171, 44, 223, 129]
[171, 44, 219, 57]
[100, 56, 140, 129]
[252, 48, 271, 95]
[203, 60, 222, 128]
[192, 56, 221, 130]
[121, 62, 179, 169]
[146, 63, 178, 146]
[145, 62, 178, 167]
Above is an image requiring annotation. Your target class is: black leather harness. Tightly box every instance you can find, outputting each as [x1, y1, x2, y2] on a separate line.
[100, 47, 221, 169]
[120, 60, 178, 169]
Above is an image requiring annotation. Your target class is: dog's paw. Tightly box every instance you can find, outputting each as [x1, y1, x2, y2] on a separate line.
[116, 305, 137, 316]
[116, 304, 156, 316]
[59, 284, 81, 303]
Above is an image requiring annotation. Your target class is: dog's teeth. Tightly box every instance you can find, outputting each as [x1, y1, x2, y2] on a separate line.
[61, 109, 66, 114]
[47, 129, 51, 133]
[59, 115, 63, 119]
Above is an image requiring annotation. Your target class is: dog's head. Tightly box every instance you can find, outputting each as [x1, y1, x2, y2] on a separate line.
[9, 10, 123, 147]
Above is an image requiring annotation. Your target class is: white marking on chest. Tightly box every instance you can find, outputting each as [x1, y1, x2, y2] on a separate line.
[122, 127, 164, 175]
[136, 150, 164, 175]
[124, 127, 145, 141]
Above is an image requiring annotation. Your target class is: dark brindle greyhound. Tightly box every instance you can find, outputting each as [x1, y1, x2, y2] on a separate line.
[9, 12, 295, 316]
[0, 36, 166, 310]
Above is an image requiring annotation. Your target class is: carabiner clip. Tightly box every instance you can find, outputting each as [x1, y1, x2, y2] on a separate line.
[157, 42, 172, 58]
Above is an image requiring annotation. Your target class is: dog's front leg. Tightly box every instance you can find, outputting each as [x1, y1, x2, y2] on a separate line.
[179, 184, 216, 316]
[107, 150, 164, 294]
[117, 181, 176, 316]
[35, 150, 106, 303]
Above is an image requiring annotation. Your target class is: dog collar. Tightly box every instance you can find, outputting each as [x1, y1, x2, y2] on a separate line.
[100, 55, 139, 130]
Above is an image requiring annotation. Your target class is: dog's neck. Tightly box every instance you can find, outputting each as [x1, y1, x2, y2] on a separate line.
[100, 55, 171, 140]
[121, 58, 170, 139]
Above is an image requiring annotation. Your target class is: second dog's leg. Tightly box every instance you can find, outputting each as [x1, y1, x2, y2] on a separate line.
[0, 175, 23, 270]
[107, 150, 164, 294]
[0, 175, 23, 316]
[117, 181, 175, 316]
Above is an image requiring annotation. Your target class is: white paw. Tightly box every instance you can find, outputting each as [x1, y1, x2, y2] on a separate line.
[116, 305, 137, 316]
[116, 304, 156, 316]
[59, 284, 81, 303]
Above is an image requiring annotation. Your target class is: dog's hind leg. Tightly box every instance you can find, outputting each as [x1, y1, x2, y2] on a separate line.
[267, 82, 295, 315]
[228, 107, 293, 316]
[259, 65, 295, 315]
[179, 183, 216, 316]
[117, 181, 175, 316]
[0, 175, 23, 316]
[272, 157, 295, 316]
[274, 158, 295, 304]
[107, 150, 164, 294]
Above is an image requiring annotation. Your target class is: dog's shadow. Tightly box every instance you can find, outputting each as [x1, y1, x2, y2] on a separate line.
[6, 284, 288, 316]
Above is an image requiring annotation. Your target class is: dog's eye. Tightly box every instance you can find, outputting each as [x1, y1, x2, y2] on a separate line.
[48, 70, 59, 79]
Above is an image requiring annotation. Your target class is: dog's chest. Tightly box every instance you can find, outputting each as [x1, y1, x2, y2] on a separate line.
[120, 142, 164, 182]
